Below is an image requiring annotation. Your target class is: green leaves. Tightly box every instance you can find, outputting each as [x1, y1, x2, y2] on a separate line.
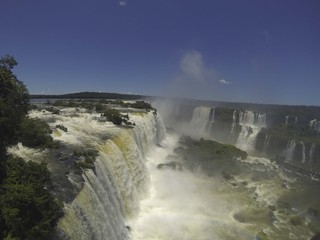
[19, 118, 56, 149]
[0, 55, 18, 70]
[0, 55, 61, 239]
[0, 157, 61, 240]
[175, 136, 247, 175]
[0, 55, 29, 151]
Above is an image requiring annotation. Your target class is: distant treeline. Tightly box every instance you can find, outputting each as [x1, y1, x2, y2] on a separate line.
[31, 91, 148, 100]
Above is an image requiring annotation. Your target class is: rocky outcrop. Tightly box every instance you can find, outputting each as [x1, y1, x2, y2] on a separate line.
[157, 161, 183, 171]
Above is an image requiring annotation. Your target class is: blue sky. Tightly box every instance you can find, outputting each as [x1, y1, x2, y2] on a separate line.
[1, 0, 319, 105]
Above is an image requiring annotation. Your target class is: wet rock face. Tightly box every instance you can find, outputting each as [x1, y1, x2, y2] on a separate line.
[157, 161, 183, 171]
[310, 233, 320, 240]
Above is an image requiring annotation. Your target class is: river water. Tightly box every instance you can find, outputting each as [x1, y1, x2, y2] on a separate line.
[131, 133, 320, 240]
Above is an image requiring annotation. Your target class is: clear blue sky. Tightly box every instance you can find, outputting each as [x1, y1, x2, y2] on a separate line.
[1, 0, 319, 105]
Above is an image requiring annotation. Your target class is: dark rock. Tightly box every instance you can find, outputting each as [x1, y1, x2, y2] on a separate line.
[157, 161, 183, 171]
[310, 233, 320, 240]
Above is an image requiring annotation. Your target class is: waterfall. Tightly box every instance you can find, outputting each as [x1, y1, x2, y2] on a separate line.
[300, 141, 306, 163]
[55, 110, 166, 239]
[262, 134, 271, 154]
[236, 111, 266, 152]
[285, 116, 289, 126]
[280, 140, 296, 162]
[310, 119, 320, 134]
[207, 107, 215, 133]
[294, 116, 298, 125]
[309, 143, 316, 163]
[230, 110, 237, 135]
[189, 106, 214, 136]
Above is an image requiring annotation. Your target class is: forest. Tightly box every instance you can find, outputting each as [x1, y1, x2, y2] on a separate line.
[0, 55, 62, 239]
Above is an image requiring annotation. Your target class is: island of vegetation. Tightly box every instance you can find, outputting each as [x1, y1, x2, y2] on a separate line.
[174, 136, 247, 177]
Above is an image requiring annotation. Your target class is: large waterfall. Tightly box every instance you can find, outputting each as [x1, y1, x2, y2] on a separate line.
[236, 111, 266, 152]
[189, 106, 215, 137]
[280, 140, 296, 162]
[16, 108, 166, 240]
[58, 111, 166, 239]
[8, 103, 320, 240]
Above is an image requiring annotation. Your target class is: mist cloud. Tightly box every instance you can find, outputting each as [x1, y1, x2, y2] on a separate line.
[168, 50, 215, 99]
[178, 50, 214, 82]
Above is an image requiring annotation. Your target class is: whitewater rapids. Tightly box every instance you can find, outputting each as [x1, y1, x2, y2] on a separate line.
[8, 105, 320, 240]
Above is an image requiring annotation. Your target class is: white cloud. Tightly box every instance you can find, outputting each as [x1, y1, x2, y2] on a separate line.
[167, 50, 216, 99]
[178, 50, 214, 82]
[119, 1, 127, 7]
[219, 79, 231, 85]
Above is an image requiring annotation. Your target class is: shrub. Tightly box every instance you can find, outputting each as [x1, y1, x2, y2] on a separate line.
[103, 108, 123, 125]
[0, 157, 62, 239]
[19, 118, 59, 149]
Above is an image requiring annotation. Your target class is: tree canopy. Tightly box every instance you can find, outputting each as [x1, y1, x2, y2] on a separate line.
[0, 55, 62, 239]
[0, 55, 29, 155]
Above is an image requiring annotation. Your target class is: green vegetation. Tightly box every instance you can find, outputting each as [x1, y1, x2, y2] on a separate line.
[103, 108, 124, 125]
[0, 55, 62, 239]
[74, 149, 99, 169]
[175, 136, 247, 176]
[289, 215, 303, 226]
[127, 100, 155, 111]
[102, 107, 134, 126]
[0, 157, 62, 239]
[31, 91, 145, 100]
[50, 99, 154, 112]
[19, 118, 59, 149]
[0, 55, 29, 157]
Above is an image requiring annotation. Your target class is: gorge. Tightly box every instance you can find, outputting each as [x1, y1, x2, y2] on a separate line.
[8, 98, 320, 240]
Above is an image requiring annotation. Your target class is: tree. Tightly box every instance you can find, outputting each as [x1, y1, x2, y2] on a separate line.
[0, 55, 29, 156]
[0, 55, 61, 239]
[0, 157, 62, 239]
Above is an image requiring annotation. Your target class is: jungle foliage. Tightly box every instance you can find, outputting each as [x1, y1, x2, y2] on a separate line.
[175, 136, 247, 176]
[0, 55, 62, 239]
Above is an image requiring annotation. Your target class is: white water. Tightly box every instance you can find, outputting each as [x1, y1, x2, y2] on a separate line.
[236, 111, 266, 153]
[309, 143, 316, 163]
[8, 105, 318, 240]
[262, 134, 271, 154]
[285, 115, 289, 125]
[22, 108, 166, 239]
[281, 140, 296, 162]
[230, 110, 237, 136]
[189, 106, 214, 137]
[300, 141, 306, 163]
[310, 119, 320, 133]
[131, 134, 254, 240]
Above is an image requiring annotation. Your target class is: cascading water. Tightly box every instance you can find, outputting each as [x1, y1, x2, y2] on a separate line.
[8, 103, 320, 240]
[285, 115, 289, 125]
[300, 141, 306, 163]
[262, 134, 271, 154]
[207, 107, 215, 133]
[280, 140, 296, 162]
[310, 119, 320, 134]
[229, 110, 237, 137]
[16, 108, 166, 240]
[309, 143, 316, 163]
[189, 106, 214, 137]
[236, 111, 266, 152]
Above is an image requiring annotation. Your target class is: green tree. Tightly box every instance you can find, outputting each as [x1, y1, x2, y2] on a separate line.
[0, 157, 61, 239]
[19, 118, 55, 148]
[0, 55, 61, 239]
[0, 55, 29, 156]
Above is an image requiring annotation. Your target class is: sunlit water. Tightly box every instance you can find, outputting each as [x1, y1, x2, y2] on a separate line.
[131, 133, 320, 240]
[8, 107, 320, 240]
